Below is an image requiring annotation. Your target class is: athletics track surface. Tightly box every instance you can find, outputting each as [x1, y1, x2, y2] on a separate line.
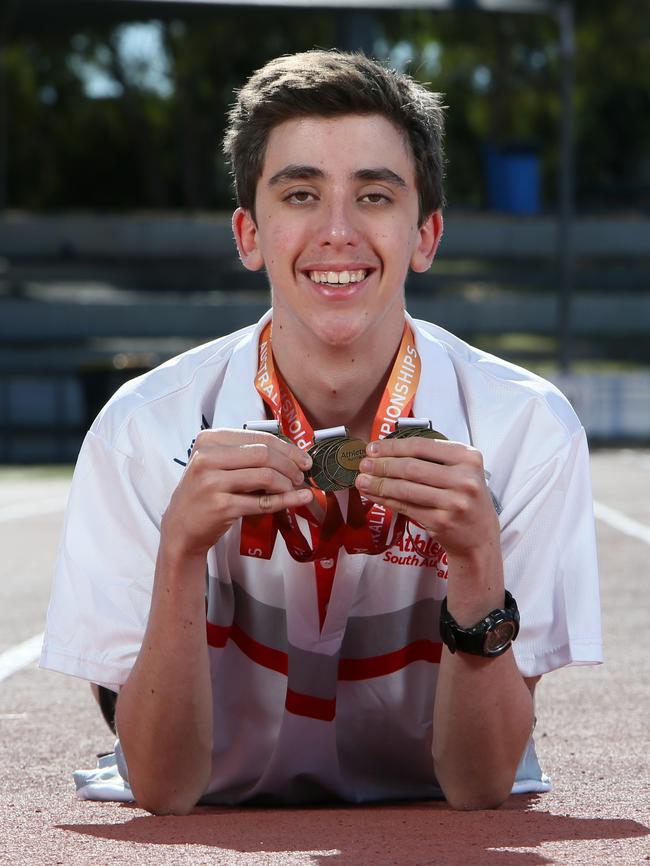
[0, 450, 648, 866]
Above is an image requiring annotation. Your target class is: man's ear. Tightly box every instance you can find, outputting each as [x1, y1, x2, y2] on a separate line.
[232, 207, 264, 271]
[410, 210, 444, 274]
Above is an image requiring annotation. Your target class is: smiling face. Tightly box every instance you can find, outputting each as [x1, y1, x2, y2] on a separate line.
[233, 113, 442, 352]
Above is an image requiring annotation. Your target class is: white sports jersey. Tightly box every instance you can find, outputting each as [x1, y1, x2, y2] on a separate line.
[41, 311, 602, 804]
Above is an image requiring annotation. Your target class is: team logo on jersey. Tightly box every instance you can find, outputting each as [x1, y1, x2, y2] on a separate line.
[383, 530, 448, 578]
[173, 414, 211, 467]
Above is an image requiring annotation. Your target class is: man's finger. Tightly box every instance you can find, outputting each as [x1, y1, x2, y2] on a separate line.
[190, 440, 310, 482]
[357, 474, 453, 509]
[192, 428, 312, 470]
[359, 454, 456, 490]
[355, 490, 436, 531]
[236, 487, 313, 516]
[367, 436, 476, 466]
[222, 466, 304, 494]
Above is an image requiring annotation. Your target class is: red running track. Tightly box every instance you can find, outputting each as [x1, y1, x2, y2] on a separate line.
[0, 451, 648, 866]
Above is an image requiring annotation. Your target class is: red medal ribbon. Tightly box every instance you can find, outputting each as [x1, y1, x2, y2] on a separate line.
[240, 321, 422, 585]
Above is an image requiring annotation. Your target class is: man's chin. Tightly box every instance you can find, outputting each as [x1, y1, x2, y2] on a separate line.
[310, 316, 371, 349]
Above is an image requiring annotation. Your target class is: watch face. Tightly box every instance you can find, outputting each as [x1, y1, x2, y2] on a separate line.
[483, 620, 517, 655]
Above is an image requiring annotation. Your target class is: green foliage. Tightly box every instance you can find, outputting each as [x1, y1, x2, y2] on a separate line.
[3, 4, 649, 212]
[572, 0, 650, 208]
[4, 9, 337, 210]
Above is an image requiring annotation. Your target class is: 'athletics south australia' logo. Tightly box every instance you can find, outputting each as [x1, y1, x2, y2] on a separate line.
[383, 530, 448, 579]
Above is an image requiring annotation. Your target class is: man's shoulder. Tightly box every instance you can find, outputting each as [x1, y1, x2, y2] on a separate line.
[412, 317, 582, 440]
[89, 320, 259, 449]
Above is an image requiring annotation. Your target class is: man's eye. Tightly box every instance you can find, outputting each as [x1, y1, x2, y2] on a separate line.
[284, 191, 315, 204]
[360, 192, 391, 205]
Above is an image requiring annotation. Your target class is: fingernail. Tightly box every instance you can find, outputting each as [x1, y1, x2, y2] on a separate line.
[357, 474, 371, 490]
[367, 442, 379, 456]
[301, 454, 312, 469]
[297, 488, 312, 501]
[295, 471, 305, 485]
[359, 458, 372, 472]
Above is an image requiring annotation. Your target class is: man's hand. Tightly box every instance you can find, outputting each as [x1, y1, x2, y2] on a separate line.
[161, 428, 313, 560]
[355, 436, 498, 562]
[355, 435, 534, 810]
[117, 428, 312, 815]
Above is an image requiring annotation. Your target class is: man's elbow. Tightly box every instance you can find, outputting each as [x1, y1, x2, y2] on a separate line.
[134, 787, 201, 816]
[445, 787, 511, 811]
[439, 773, 514, 811]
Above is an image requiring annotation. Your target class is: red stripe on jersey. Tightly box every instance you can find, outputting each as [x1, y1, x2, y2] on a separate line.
[207, 621, 288, 675]
[230, 622, 289, 676]
[207, 622, 441, 685]
[206, 621, 231, 648]
[285, 688, 337, 722]
[338, 640, 443, 680]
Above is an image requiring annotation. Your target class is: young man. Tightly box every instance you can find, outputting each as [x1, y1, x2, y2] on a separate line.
[41, 50, 602, 814]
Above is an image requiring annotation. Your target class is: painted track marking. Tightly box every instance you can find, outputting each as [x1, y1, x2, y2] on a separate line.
[0, 497, 68, 523]
[0, 494, 66, 682]
[594, 500, 650, 546]
[0, 632, 44, 683]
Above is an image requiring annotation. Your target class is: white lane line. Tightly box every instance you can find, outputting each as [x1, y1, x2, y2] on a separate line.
[0, 497, 68, 523]
[594, 500, 650, 546]
[0, 632, 44, 683]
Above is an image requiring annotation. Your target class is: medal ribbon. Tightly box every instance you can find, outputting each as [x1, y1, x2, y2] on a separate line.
[240, 320, 421, 568]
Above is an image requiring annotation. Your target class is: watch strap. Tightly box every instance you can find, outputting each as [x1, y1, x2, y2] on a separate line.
[439, 590, 520, 658]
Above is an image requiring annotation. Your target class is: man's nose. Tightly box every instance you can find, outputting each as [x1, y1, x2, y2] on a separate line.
[317, 198, 360, 246]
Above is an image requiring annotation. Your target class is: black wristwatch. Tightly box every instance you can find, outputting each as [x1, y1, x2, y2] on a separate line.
[439, 590, 520, 658]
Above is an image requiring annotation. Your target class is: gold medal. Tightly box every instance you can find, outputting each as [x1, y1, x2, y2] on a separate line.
[322, 441, 348, 491]
[335, 438, 367, 470]
[308, 430, 367, 492]
[312, 437, 347, 492]
[385, 419, 447, 441]
[310, 441, 342, 492]
[328, 437, 366, 488]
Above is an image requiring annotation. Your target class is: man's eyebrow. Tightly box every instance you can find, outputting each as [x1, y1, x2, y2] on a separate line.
[354, 168, 408, 188]
[267, 165, 408, 189]
[267, 165, 325, 186]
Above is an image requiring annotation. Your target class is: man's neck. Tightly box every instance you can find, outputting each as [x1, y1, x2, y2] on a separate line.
[271, 312, 406, 441]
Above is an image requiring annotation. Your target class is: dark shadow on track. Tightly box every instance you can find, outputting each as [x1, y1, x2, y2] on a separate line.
[57, 796, 650, 866]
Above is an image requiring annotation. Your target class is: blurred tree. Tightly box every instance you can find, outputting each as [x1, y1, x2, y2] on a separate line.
[4, 8, 337, 210]
[3, 3, 649, 212]
[572, 0, 650, 210]
[378, 2, 650, 211]
[376, 8, 557, 208]
[160, 11, 334, 209]
[4, 30, 167, 208]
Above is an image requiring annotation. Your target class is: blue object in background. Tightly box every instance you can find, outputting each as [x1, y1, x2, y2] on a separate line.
[485, 145, 541, 215]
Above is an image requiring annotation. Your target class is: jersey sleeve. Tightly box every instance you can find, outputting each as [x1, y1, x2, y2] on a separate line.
[501, 426, 603, 678]
[40, 429, 163, 690]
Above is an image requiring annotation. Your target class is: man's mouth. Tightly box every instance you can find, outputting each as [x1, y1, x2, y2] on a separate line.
[308, 269, 368, 286]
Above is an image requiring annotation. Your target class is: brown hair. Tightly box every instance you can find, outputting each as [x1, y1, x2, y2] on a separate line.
[223, 50, 445, 226]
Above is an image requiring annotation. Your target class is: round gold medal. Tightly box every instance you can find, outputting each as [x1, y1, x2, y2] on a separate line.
[307, 434, 367, 492]
[405, 427, 447, 441]
[386, 423, 447, 441]
[328, 437, 366, 488]
[335, 438, 367, 470]
[308, 438, 344, 491]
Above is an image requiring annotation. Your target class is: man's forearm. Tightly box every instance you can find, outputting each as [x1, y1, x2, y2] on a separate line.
[432, 551, 534, 810]
[113, 429, 311, 814]
[115, 543, 213, 815]
[432, 646, 534, 810]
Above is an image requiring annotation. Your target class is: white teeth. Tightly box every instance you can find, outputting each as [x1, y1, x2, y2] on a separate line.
[308, 269, 367, 285]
